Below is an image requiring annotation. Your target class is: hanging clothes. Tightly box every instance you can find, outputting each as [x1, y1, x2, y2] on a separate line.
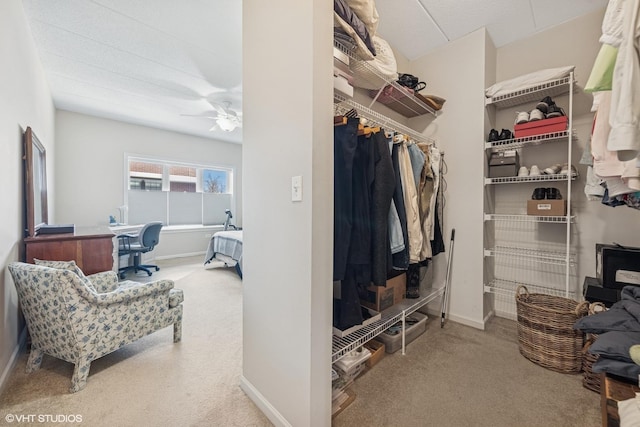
[398, 141, 422, 263]
[607, 0, 640, 161]
[369, 131, 396, 285]
[417, 142, 435, 260]
[333, 117, 359, 281]
[391, 143, 410, 270]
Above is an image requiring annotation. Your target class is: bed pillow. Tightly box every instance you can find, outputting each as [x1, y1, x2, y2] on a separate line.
[334, 0, 376, 60]
[588, 331, 640, 362]
[351, 35, 398, 90]
[346, 0, 379, 38]
[34, 259, 96, 292]
[485, 65, 575, 98]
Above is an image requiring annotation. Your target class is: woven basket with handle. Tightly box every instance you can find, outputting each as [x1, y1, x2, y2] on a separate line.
[582, 302, 607, 392]
[515, 285, 590, 374]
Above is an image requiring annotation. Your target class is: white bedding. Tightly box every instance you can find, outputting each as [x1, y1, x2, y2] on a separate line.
[204, 230, 243, 277]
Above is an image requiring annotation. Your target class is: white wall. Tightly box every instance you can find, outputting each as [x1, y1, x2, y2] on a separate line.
[495, 8, 640, 284]
[409, 29, 492, 329]
[55, 110, 243, 258]
[241, 0, 333, 426]
[0, 0, 55, 391]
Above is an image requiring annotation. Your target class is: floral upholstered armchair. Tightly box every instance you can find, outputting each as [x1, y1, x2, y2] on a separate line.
[8, 260, 184, 392]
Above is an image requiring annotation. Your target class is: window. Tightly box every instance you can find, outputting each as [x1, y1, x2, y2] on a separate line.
[126, 156, 233, 226]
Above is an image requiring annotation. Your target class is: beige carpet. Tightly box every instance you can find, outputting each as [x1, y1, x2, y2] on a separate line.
[1, 257, 602, 426]
[0, 257, 271, 427]
[333, 315, 602, 427]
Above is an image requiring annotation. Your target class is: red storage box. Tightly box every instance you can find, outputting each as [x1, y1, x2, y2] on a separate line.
[514, 116, 568, 138]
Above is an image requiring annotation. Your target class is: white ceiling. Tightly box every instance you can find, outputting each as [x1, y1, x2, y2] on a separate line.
[23, 0, 606, 144]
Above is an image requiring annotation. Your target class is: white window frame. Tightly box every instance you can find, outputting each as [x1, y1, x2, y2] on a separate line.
[123, 153, 235, 227]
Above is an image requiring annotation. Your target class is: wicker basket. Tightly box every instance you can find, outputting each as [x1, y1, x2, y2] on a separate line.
[582, 336, 600, 392]
[582, 303, 606, 392]
[515, 285, 590, 374]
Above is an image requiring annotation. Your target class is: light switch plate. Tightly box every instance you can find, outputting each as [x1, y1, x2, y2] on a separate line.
[292, 176, 302, 202]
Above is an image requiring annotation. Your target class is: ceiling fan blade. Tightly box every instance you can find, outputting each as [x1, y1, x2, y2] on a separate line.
[209, 123, 220, 131]
[207, 101, 227, 116]
[181, 112, 220, 119]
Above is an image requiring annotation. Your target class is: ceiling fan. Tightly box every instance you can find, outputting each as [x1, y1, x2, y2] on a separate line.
[182, 100, 242, 132]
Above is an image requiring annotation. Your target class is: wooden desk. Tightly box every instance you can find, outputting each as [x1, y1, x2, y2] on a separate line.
[601, 373, 640, 427]
[24, 226, 115, 275]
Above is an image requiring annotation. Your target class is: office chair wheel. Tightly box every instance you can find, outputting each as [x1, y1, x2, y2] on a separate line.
[154, 267, 160, 271]
[146, 271, 152, 276]
[119, 273, 125, 280]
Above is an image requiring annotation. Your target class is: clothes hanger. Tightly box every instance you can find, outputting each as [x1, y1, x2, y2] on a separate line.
[358, 125, 381, 136]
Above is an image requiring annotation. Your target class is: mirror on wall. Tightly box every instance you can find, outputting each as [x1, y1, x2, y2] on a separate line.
[24, 126, 48, 237]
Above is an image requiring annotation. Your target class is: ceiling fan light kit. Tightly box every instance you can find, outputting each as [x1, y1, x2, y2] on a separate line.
[217, 117, 238, 132]
[181, 99, 242, 132]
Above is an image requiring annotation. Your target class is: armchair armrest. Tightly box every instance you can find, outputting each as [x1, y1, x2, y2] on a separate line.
[94, 279, 175, 306]
[86, 271, 120, 293]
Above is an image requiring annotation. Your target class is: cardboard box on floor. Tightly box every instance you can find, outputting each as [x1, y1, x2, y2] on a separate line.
[360, 273, 406, 312]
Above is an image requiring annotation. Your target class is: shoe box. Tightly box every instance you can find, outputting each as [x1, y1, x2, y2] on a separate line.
[596, 243, 640, 290]
[376, 311, 428, 354]
[488, 150, 519, 178]
[526, 199, 567, 216]
[359, 272, 406, 312]
[333, 347, 371, 380]
[514, 116, 568, 138]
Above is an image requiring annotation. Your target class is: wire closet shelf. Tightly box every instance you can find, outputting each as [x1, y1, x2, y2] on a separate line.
[334, 38, 438, 118]
[334, 94, 437, 146]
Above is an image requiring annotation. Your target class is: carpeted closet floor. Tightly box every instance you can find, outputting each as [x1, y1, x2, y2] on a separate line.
[0, 256, 601, 426]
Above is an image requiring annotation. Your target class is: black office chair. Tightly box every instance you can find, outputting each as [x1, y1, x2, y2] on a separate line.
[118, 221, 163, 279]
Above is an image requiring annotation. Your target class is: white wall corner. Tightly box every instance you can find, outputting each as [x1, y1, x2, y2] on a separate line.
[239, 376, 292, 427]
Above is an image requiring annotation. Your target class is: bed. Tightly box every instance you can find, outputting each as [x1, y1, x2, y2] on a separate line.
[204, 230, 243, 278]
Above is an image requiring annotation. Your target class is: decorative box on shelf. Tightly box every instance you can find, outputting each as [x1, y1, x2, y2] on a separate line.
[488, 151, 520, 178]
[527, 199, 567, 216]
[514, 116, 568, 138]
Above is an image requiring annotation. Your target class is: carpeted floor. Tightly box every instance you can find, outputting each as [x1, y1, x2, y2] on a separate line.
[0, 257, 602, 427]
[0, 257, 271, 427]
[333, 315, 602, 427]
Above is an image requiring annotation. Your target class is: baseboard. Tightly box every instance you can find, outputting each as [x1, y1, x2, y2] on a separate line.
[239, 375, 291, 427]
[494, 308, 517, 321]
[421, 307, 486, 330]
[155, 251, 205, 261]
[0, 326, 27, 396]
[483, 310, 495, 326]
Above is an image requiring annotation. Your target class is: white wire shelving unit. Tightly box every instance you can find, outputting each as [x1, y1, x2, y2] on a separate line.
[484, 214, 574, 223]
[334, 94, 437, 146]
[334, 39, 438, 118]
[485, 76, 575, 108]
[485, 130, 576, 151]
[484, 279, 578, 299]
[332, 285, 444, 363]
[484, 172, 577, 185]
[483, 73, 577, 303]
[484, 246, 576, 266]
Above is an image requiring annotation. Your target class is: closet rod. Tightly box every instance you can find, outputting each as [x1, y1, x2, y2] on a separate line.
[334, 94, 437, 146]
